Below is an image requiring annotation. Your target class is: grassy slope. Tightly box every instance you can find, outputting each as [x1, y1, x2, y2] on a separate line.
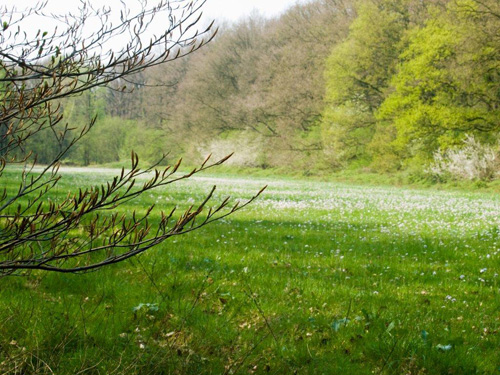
[1, 167, 499, 374]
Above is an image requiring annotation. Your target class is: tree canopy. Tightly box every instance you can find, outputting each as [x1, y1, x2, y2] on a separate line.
[8, 0, 500, 178]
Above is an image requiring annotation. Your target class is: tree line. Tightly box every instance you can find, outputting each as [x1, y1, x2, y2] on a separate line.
[28, 0, 500, 179]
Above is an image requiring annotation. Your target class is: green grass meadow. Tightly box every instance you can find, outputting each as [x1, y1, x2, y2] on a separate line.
[1, 167, 500, 374]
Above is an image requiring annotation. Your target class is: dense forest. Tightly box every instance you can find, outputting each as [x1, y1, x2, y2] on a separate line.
[28, 0, 500, 180]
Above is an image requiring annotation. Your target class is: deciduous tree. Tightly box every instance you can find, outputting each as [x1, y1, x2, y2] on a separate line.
[379, 0, 500, 163]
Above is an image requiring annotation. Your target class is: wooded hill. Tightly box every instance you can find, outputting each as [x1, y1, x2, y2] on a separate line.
[28, 0, 500, 180]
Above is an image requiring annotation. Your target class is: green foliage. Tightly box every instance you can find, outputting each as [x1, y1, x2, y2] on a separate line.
[22, 123, 71, 164]
[21, 88, 172, 165]
[123, 123, 171, 163]
[367, 122, 401, 172]
[321, 0, 409, 168]
[319, 0, 499, 174]
[380, 0, 500, 163]
[71, 116, 131, 165]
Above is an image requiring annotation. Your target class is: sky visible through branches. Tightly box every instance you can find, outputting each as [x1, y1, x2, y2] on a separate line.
[1, 0, 311, 28]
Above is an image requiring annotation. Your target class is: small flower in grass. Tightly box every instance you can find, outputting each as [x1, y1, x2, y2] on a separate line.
[436, 344, 452, 352]
[480, 268, 487, 274]
[459, 275, 465, 280]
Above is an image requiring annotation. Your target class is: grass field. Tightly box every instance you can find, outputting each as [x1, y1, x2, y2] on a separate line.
[1, 167, 500, 374]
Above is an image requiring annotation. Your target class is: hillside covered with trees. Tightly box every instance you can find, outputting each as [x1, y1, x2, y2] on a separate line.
[29, 0, 500, 180]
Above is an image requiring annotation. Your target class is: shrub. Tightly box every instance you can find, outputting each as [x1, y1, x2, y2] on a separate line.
[428, 135, 500, 181]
